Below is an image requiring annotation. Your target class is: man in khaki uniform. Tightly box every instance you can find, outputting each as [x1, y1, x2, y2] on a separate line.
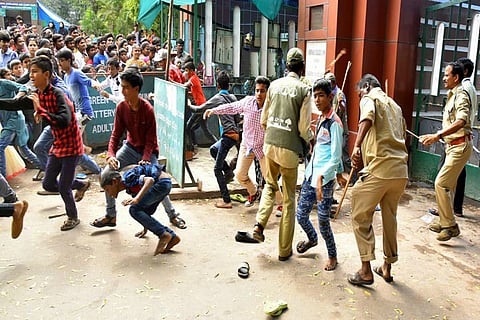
[348, 74, 408, 286]
[247, 48, 313, 261]
[420, 62, 472, 241]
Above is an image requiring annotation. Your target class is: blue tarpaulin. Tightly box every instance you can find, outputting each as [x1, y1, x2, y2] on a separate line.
[37, 0, 71, 28]
[138, 0, 205, 29]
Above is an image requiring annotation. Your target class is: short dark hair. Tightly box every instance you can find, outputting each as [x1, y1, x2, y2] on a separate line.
[217, 71, 230, 90]
[0, 30, 11, 42]
[120, 68, 144, 90]
[176, 38, 184, 45]
[106, 58, 120, 68]
[446, 62, 464, 81]
[64, 35, 74, 44]
[35, 48, 53, 58]
[18, 52, 30, 63]
[0, 67, 10, 79]
[56, 48, 73, 62]
[184, 62, 195, 71]
[81, 64, 94, 73]
[357, 73, 381, 90]
[100, 169, 121, 188]
[30, 55, 53, 74]
[8, 59, 21, 70]
[38, 38, 51, 49]
[313, 78, 332, 95]
[74, 36, 85, 46]
[68, 25, 78, 34]
[52, 33, 63, 44]
[255, 76, 270, 88]
[456, 57, 474, 78]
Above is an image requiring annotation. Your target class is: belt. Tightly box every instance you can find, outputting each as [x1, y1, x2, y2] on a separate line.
[448, 134, 472, 146]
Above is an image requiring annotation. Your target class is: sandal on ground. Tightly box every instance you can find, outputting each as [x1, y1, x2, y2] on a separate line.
[230, 194, 247, 203]
[347, 272, 374, 286]
[90, 216, 116, 228]
[373, 266, 394, 283]
[170, 216, 187, 229]
[238, 261, 250, 278]
[296, 240, 318, 254]
[61, 218, 80, 231]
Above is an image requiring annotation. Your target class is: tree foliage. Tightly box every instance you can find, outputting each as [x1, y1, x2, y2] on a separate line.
[40, 0, 180, 41]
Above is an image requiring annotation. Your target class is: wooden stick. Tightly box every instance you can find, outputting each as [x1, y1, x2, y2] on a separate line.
[341, 61, 352, 92]
[333, 168, 355, 220]
[327, 48, 347, 69]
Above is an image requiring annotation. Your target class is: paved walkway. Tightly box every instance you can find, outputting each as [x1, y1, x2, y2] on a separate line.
[1, 147, 479, 319]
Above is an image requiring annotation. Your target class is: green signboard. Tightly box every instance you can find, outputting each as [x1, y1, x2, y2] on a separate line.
[84, 73, 156, 147]
[153, 78, 187, 187]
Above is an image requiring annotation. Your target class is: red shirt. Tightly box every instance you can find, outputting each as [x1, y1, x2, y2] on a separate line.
[169, 64, 185, 84]
[107, 98, 159, 161]
[37, 85, 83, 158]
[187, 72, 206, 105]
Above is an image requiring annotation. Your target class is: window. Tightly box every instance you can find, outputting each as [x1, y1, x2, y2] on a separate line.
[310, 5, 324, 30]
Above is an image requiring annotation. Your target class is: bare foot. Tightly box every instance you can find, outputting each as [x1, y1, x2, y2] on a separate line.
[154, 232, 173, 256]
[135, 228, 148, 238]
[164, 235, 181, 253]
[12, 200, 28, 239]
[324, 257, 337, 271]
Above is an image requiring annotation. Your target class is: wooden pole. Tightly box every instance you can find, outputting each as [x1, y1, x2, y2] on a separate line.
[333, 167, 355, 220]
[165, 0, 174, 81]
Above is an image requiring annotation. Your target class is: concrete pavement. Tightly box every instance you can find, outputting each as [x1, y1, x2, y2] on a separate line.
[1, 147, 479, 319]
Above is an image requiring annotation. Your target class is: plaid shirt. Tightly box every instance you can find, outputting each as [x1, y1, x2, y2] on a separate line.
[36, 84, 83, 158]
[211, 96, 265, 159]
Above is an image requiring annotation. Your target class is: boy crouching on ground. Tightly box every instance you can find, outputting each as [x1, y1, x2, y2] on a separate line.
[100, 163, 181, 255]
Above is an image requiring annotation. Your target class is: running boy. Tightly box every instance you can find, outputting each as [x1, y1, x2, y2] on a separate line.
[29, 55, 89, 231]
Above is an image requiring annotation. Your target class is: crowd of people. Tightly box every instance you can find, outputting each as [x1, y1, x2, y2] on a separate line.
[0, 17, 476, 285]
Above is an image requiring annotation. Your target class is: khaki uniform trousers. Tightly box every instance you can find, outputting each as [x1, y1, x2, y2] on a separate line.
[435, 141, 472, 228]
[351, 174, 407, 264]
[235, 144, 282, 203]
[256, 155, 298, 257]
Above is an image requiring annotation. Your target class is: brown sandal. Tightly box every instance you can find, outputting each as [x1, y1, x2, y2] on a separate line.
[90, 216, 116, 228]
[296, 240, 318, 254]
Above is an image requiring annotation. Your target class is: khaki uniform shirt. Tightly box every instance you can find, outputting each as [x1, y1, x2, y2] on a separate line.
[359, 87, 408, 179]
[442, 84, 471, 144]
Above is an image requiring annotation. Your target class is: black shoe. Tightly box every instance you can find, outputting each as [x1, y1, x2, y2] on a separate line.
[235, 231, 259, 243]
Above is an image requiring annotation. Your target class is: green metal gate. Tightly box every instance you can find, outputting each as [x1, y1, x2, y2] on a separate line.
[412, 0, 480, 200]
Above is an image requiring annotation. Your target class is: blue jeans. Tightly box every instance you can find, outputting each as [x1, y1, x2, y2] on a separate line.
[296, 177, 337, 258]
[104, 141, 177, 218]
[129, 178, 176, 238]
[42, 155, 84, 220]
[34, 126, 100, 174]
[0, 129, 41, 177]
[0, 173, 16, 202]
[210, 136, 236, 203]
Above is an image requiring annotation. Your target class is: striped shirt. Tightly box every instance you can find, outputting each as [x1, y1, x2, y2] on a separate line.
[36, 84, 83, 158]
[211, 95, 265, 159]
